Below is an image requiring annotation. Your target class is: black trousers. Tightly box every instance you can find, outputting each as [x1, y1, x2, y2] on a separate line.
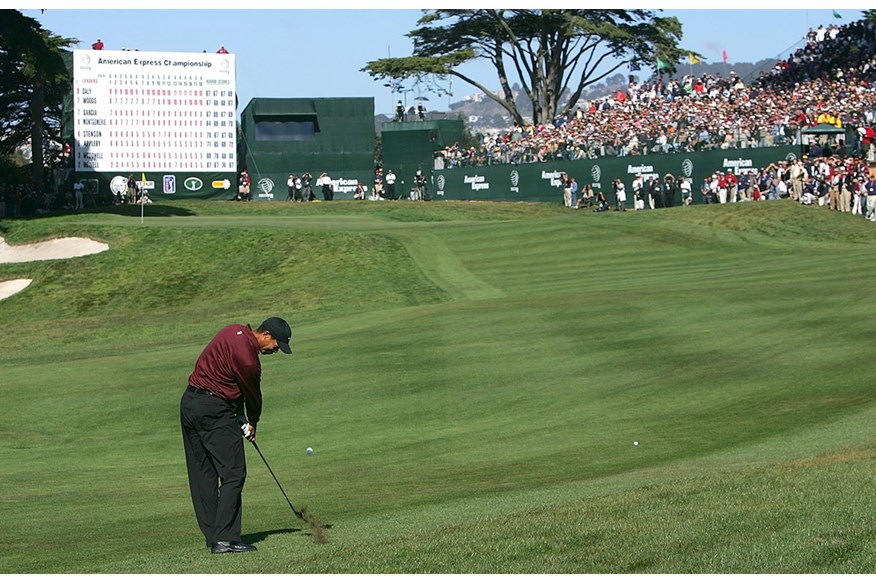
[180, 387, 247, 545]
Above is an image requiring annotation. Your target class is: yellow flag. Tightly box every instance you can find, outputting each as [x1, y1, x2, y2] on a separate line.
[688, 53, 701, 65]
[140, 173, 148, 206]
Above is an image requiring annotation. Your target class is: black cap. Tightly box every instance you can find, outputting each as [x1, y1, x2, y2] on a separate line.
[260, 317, 292, 354]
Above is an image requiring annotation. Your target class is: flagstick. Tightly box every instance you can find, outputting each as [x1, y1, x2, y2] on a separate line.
[141, 198, 144, 225]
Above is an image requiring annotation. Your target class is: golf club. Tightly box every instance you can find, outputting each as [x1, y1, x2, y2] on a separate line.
[249, 440, 305, 521]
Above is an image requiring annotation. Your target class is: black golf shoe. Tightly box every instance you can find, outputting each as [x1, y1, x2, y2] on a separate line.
[211, 541, 257, 554]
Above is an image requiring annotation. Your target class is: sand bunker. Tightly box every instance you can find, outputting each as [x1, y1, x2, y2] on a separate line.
[0, 236, 109, 264]
[0, 236, 109, 301]
[0, 278, 33, 300]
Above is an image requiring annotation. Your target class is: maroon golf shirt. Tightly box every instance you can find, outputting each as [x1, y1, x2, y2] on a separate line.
[188, 323, 263, 425]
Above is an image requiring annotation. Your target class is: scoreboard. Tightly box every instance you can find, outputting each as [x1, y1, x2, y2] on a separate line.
[71, 50, 237, 199]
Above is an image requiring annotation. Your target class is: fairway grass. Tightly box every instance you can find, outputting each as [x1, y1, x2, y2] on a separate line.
[1, 199, 875, 573]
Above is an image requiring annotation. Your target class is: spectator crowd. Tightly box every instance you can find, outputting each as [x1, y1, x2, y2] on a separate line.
[438, 18, 876, 168]
[560, 150, 876, 225]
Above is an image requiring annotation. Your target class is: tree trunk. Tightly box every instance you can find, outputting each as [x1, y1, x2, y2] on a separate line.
[30, 71, 45, 191]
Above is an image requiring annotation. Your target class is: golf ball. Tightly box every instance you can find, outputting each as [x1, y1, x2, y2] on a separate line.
[633, 441, 639, 446]
[306, 447, 314, 456]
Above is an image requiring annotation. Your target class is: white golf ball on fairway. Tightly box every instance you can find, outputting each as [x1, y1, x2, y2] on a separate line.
[306, 447, 314, 456]
[633, 441, 639, 446]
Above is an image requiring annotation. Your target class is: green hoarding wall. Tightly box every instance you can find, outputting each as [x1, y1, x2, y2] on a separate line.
[63, 172, 239, 203]
[429, 146, 800, 205]
[381, 119, 464, 197]
[239, 97, 375, 201]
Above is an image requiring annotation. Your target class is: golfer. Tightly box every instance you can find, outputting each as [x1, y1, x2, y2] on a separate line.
[180, 317, 292, 554]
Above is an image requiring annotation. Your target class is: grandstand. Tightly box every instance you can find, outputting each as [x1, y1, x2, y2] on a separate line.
[429, 15, 876, 212]
[450, 18, 875, 169]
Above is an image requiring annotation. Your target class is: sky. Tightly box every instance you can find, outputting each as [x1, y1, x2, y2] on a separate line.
[19, 3, 868, 118]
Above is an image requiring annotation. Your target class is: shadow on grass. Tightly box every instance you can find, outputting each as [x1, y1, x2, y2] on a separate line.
[5, 204, 197, 221]
[244, 527, 306, 543]
[87, 204, 197, 218]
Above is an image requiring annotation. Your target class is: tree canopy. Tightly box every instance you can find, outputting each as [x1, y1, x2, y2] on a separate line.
[0, 9, 77, 186]
[362, 9, 689, 126]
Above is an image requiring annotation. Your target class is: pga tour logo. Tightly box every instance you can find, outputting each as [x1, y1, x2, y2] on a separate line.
[164, 175, 176, 195]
